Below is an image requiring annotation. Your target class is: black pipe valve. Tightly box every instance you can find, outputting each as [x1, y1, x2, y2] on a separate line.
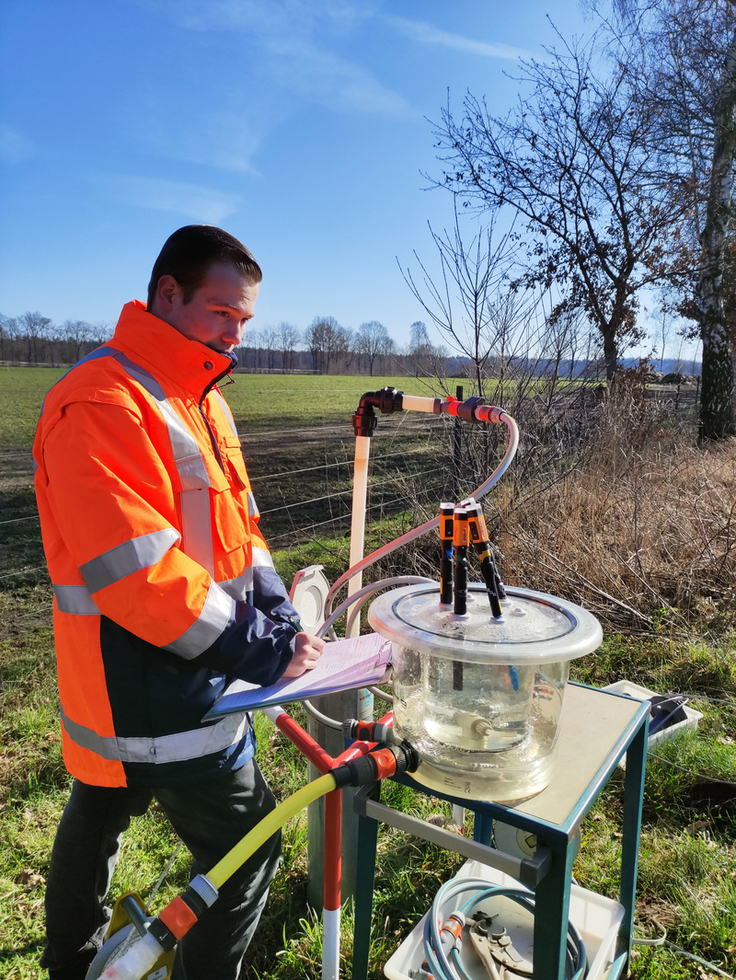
[352, 387, 405, 438]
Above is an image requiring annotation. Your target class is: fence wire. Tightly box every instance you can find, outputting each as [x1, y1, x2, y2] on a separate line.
[1, 415, 452, 567]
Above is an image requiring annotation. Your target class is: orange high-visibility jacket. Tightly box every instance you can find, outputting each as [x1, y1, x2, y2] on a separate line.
[33, 301, 300, 788]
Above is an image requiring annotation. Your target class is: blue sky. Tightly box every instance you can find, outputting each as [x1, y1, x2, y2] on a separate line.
[1, 0, 602, 348]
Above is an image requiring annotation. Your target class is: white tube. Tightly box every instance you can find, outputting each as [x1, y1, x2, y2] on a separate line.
[347, 436, 371, 638]
[99, 932, 164, 980]
[401, 394, 438, 413]
[326, 412, 519, 615]
[261, 705, 286, 723]
[321, 907, 341, 980]
[318, 576, 433, 639]
[344, 576, 434, 637]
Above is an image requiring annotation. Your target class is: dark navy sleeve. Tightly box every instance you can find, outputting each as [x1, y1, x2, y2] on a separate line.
[194, 568, 303, 686]
[194, 603, 297, 687]
[250, 566, 302, 628]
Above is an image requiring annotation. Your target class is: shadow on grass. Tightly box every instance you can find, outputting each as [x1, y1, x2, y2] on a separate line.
[0, 939, 45, 964]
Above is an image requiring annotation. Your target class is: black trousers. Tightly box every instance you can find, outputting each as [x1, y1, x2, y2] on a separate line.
[41, 760, 281, 980]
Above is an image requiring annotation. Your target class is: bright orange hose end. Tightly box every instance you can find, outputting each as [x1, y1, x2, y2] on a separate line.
[159, 896, 198, 939]
[370, 747, 400, 781]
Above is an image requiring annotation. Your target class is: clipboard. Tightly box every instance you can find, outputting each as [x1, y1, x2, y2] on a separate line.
[203, 632, 392, 719]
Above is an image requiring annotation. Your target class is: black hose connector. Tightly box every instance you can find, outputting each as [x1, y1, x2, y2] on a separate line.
[394, 740, 420, 776]
[147, 917, 178, 953]
[331, 742, 419, 787]
[457, 396, 486, 423]
[331, 753, 379, 787]
[352, 402, 378, 438]
[352, 387, 405, 437]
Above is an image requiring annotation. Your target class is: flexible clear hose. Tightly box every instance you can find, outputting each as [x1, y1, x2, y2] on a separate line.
[325, 412, 519, 616]
[301, 576, 432, 729]
[318, 575, 434, 639]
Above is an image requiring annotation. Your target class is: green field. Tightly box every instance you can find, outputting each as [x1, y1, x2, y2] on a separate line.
[0, 366, 456, 446]
[2, 367, 736, 980]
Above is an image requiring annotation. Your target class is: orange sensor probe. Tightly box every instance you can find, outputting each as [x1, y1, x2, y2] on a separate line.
[462, 497, 505, 619]
[439, 502, 455, 606]
[453, 506, 469, 617]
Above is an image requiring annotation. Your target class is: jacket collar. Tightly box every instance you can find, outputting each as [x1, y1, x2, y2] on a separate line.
[112, 301, 235, 398]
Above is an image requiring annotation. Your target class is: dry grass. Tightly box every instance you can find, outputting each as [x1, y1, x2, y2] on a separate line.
[487, 402, 736, 638]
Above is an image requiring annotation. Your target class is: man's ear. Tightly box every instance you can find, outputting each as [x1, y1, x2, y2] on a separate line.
[153, 274, 180, 314]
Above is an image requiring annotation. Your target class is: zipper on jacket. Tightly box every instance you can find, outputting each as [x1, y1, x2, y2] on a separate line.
[199, 361, 235, 473]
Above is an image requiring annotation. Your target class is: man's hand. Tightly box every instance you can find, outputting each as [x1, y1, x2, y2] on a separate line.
[282, 633, 325, 678]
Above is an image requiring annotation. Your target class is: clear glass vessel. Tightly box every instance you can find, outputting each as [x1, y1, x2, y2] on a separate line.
[368, 583, 602, 802]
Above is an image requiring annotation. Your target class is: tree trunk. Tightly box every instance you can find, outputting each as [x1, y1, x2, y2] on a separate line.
[698, 29, 736, 440]
[700, 314, 734, 438]
[603, 329, 618, 382]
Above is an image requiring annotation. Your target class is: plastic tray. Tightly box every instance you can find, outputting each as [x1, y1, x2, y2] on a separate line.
[602, 680, 702, 767]
[384, 858, 623, 980]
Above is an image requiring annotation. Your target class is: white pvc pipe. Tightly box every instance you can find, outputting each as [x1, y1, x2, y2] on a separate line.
[401, 393, 438, 413]
[452, 805, 466, 830]
[321, 907, 341, 980]
[318, 576, 433, 639]
[347, 435, 371, 638]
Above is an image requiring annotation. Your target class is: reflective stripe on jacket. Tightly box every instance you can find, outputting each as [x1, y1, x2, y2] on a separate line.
[33, 301, 300, 788]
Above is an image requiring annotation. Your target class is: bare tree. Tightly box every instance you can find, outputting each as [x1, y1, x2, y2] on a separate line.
[0, 314, 16, 363]
[590, 0, 736, 435]
[406, 321, 436, 377]
[17, 311, 52, 364]
[653, 309, 673, 372]
[483, 289, 550, 409]
[61, 320, 96, 363]
[338, 327, 355, 374]
[542, 304, 588, 409]
[399, 205, 528, 395]
[356, 321, 393, 376]
[432, 31, 686, 383]
[259, 326, 278, 371]
[277, 321, 300, 371]
[378, 334, 397, 374]
[304, 316, 350, 374]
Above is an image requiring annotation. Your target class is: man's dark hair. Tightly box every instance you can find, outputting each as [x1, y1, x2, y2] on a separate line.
[147, 225, 262, 308]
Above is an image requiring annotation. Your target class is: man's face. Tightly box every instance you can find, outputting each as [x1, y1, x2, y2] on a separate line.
[153, 261, 259, 354]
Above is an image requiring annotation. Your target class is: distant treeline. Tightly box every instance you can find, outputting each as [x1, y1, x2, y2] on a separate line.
[0, 311, 443, 377]
[0, 311, 463, 377]
[0, 310, 702, 380]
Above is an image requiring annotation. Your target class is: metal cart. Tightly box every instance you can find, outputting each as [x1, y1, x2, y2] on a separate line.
[352, 683, 650, 980]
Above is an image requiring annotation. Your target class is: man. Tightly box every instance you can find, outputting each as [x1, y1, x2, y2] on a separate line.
[33, 225, 324, 980]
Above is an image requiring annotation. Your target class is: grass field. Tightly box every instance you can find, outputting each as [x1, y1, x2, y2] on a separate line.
[2, 367, 736, 980]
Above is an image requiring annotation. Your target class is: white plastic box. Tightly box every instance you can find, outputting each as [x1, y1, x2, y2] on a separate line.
[384, 858, 623, 980]
[602, 680, 702, 767]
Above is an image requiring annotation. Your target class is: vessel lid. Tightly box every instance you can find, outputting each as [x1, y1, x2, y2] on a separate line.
[367, 584, 602, 664]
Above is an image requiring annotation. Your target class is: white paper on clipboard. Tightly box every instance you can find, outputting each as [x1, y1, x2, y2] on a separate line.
[202, 632, 392, 719]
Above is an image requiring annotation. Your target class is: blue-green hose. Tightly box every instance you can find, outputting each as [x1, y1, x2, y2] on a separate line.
[423, 876, 587, 980]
